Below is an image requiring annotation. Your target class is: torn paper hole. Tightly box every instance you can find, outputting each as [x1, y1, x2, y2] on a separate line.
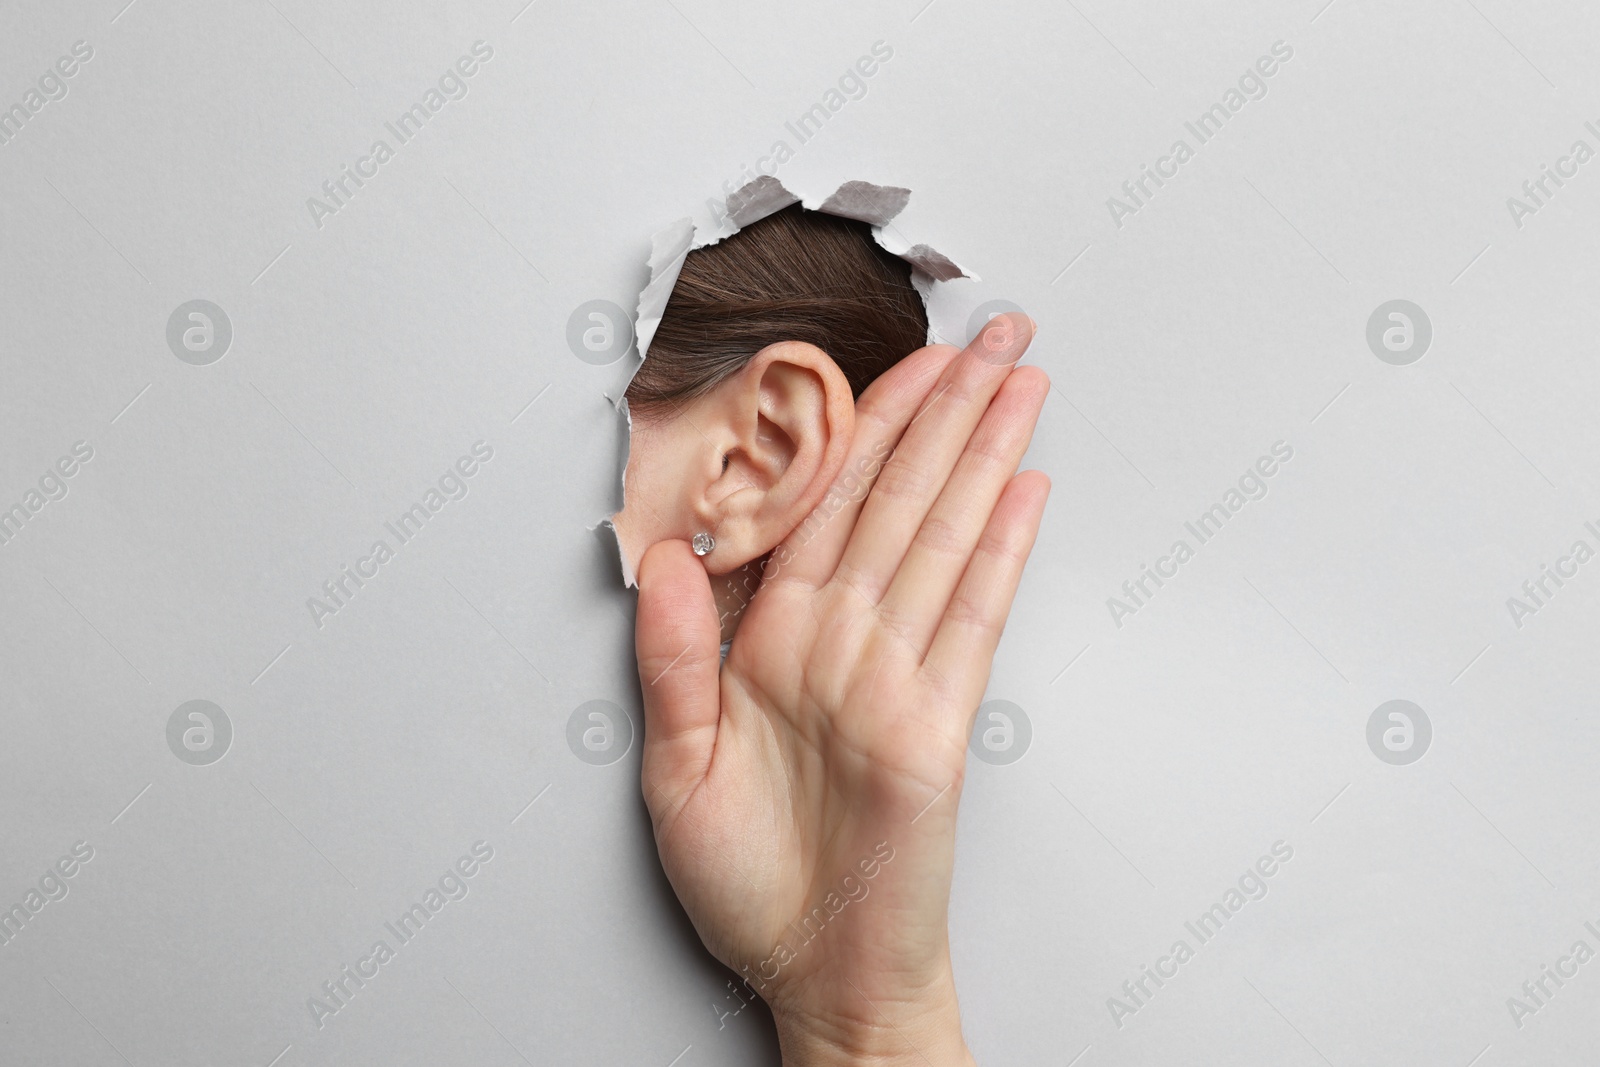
[600, 176, 979, 587]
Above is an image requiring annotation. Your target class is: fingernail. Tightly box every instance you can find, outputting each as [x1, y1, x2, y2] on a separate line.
[977, 314, 1029, 366]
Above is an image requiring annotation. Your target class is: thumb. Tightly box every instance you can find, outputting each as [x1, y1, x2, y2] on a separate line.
[635, 539, 722, 816]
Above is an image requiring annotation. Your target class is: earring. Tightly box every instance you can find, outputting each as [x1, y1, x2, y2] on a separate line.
[691, 532, 716, 557]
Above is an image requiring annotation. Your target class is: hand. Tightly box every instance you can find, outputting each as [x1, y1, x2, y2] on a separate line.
[634, 314, 1049, 1066]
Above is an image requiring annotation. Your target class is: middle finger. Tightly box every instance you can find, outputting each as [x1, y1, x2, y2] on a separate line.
[833, 312, 1035, 602]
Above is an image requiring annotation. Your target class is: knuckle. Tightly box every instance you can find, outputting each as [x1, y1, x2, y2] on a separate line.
[977, 527, 1027, 568]
[941, 372, 987, 410]
[871, 456, 929, 503]
[913, 513, 969, 558]
[965, 431, 1016, 470]
[944, 590, 999, 634]
[831, 558, 884, 605]
[872, 599, 920, 646]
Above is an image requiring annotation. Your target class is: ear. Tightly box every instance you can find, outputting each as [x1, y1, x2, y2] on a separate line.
[693, 341, 854, 572]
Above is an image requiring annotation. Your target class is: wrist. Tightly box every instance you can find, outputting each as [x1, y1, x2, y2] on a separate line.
[768, 961, 975, 1067]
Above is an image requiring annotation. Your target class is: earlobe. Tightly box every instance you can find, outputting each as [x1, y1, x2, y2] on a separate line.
[700, 341, 854, 571]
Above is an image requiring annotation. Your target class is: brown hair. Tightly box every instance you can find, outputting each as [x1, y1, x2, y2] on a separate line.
[624, 203, 928, 415]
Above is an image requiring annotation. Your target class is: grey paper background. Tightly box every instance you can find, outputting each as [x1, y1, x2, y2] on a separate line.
[2, 0, 1598, 1064]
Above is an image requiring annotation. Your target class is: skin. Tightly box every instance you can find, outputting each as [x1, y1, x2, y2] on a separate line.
[629, 314, 1048, 1065]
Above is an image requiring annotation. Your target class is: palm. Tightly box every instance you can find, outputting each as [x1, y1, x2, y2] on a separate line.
[657, 582, 966, 1006]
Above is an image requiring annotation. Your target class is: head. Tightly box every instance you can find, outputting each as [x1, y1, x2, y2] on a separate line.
[611, 204, 929, 601]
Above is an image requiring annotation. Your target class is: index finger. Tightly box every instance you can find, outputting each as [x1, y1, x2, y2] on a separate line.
[764, 341, 961, 590]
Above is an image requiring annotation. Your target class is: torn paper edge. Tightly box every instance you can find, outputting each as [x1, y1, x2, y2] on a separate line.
[603, 175, 980, 586]
[631, 219, 696, 379]
[629, 176, 979, 379]
[589, 395, 637, 587]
